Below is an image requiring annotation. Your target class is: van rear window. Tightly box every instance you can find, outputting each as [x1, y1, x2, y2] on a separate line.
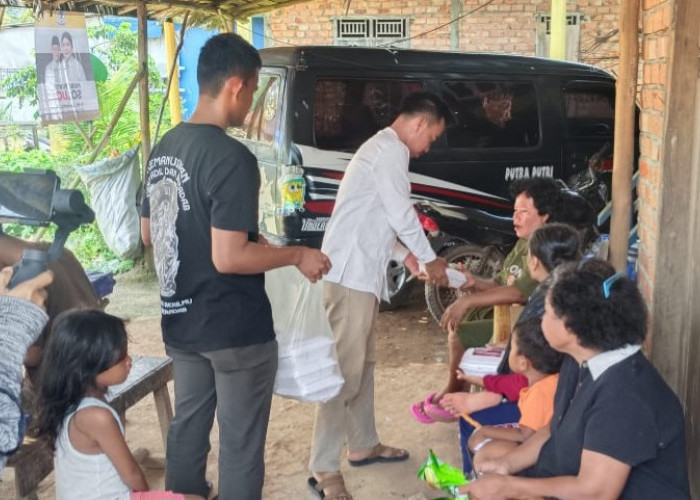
[313, 78, 423, 152]
[564, 88, 614, 136]
[441, 80, 540, 149]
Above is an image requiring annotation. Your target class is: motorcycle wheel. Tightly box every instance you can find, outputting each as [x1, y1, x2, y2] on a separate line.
[379, 259, 415, 312]
[424, 243, 504, 324]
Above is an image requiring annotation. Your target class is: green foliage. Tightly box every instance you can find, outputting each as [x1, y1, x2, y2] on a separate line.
[0, 20, 174, 274]
[2, 7, 34, 25]
[2, 66, 38, 110]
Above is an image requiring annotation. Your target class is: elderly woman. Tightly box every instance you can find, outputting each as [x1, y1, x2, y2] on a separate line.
[463, 260, 690, 500]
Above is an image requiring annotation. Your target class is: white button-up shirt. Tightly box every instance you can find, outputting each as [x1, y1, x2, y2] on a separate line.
[321, 127, 436, 301]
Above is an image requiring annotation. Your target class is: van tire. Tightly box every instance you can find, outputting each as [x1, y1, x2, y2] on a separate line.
[424, 244, 504, 324]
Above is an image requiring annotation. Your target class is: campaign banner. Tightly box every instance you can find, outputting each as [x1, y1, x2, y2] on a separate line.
[35, 11, 99, 124]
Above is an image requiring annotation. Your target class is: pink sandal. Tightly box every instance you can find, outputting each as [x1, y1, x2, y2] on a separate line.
[410, 400, 436, 424]
[423, 392, 458, 423]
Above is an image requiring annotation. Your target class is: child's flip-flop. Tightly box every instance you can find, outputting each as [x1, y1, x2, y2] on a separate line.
[410, 400, 436, 424]
[423, 393, 459, 423]
[347, 444, 410, 467]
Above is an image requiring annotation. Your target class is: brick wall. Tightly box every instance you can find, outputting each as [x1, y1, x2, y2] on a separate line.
[637, 0, 673, 309]
[266, 0, 621, 73]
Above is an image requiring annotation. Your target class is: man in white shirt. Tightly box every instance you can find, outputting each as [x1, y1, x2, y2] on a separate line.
[308, 92, 450, 500]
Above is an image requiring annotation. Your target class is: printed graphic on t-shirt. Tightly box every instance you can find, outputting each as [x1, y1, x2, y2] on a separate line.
[506, 264, 523, 286]
[151, 178, 180, 297]
[146, 155, 191, 300]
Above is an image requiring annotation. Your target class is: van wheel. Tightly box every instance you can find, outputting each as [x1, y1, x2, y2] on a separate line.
[379, 260, 415, 312]
[424, 244, 504, 324]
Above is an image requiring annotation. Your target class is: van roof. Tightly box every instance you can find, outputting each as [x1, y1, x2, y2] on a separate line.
[259, 46, 614, 80]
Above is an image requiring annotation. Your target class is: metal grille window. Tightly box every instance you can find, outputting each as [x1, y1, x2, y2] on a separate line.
[333, 17, 409, 48]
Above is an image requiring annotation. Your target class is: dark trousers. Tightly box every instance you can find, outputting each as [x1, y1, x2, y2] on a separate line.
[165, 340, 278, 500]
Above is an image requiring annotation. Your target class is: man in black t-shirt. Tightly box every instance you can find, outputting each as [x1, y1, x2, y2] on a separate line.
[141, 34, 330, 500]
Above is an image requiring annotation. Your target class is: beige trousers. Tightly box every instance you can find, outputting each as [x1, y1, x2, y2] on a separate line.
[309, 281, 380, 473]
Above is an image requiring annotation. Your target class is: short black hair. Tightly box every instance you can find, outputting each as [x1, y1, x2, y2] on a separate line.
[509, 178, 560, 218]
[399, 91, 452, 124]
[513, 317, 564, 375]
[547, 259, 647, 351]
[528, 223, 581, 272]
[197, 33, 261, 97]
[51, 35, 60, 47]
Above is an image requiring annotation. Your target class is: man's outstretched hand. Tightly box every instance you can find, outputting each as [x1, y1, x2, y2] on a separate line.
[424, 257, 448, 287]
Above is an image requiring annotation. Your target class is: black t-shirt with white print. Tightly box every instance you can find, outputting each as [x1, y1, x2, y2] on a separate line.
[141, 122, 274, 351]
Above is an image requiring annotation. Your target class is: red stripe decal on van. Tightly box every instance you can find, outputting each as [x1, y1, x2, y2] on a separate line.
[412, 184, 512, 210]
[305, 201, 335, 214]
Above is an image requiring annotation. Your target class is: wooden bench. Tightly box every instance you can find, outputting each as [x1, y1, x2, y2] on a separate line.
[6, 356, 173, 500]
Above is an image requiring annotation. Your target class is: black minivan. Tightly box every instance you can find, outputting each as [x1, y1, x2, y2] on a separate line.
[232, 46, 619, 304]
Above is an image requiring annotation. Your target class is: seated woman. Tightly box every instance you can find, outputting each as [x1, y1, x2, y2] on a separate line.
[462, 260, 690, 500]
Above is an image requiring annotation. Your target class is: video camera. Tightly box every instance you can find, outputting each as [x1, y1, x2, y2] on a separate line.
[0, 170, 94, 288]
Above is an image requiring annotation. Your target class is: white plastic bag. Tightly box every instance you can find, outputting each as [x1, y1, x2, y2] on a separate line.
[265, 266, 344, 403]
[75, 147, 141, 259]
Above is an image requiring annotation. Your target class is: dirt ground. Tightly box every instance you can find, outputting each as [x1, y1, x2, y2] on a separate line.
[1, 273, 462, 500]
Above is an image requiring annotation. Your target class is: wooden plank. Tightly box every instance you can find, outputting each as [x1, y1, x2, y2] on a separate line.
[648, 1, 700, 498]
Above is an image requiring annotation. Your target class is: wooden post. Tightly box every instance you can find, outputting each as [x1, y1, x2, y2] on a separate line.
[549, 0, 567, 60]
[137, 3, 151, 180]
[609, 0, 640, 272]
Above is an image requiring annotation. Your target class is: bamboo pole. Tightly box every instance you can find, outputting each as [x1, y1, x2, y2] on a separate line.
[549, 0, 567, 60]
[137, 2, 151, 181]
[609, 0, 640, 272]
[154, 13, 189, 144]
[163, 19, 182, 125]
[73, 121, 95, 151]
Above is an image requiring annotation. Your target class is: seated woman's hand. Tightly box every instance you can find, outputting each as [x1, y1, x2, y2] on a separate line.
[440, 297, 471, 330]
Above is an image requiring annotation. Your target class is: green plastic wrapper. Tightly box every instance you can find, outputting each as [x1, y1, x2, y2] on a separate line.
[417, 449, 469, 499]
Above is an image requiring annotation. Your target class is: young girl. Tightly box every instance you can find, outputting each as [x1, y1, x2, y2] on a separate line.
[36, 310, 202, 500]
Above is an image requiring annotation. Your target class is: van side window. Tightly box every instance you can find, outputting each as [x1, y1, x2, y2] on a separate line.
[314, 78, 423, 152]
[232, 73, 282, 144]
[563, 88, 614, 136]
[441, 80, 540, 149]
